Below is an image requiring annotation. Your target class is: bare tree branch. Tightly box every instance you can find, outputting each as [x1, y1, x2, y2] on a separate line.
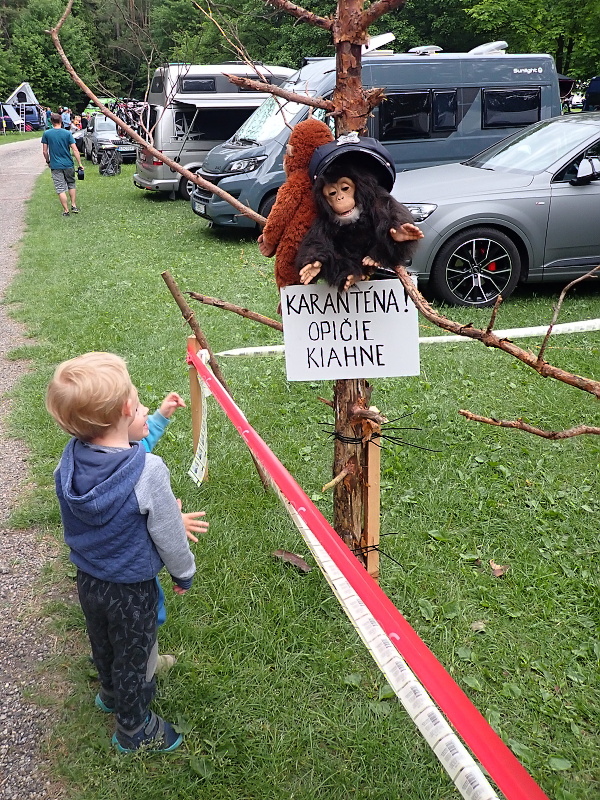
[485, 294, 503, 335]
[266, 0, 333, 30]
[537, 266, 600, 363]
[394, 265, 600, 399]
[187, 292, 283, 331]
[361, 0, 408, 28]
[459, 411, 600, 439]
[224, 73, 335, 111]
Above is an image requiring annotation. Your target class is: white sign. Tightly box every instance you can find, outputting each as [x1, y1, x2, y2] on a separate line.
[281, 279, 420, 381]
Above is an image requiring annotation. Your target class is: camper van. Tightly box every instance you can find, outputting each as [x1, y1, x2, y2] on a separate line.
[133, 62, 295, 200]
[191, 42, 561, 228]
[583, 76, 600, 111]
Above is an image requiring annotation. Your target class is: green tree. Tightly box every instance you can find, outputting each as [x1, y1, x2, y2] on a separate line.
[0, 42, 21, 99]
[10, 0, 95, 107]
[464, 0, 600, 78]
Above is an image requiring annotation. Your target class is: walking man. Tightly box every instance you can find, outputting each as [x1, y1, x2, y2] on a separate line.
[41, 112, 84, 217]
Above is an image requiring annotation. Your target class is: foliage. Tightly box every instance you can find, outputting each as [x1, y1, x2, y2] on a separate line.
[6, 163, 600, 799]
[463, 0, 600, 77]
[4, 0, 597, 110]
[8, 0, 95, 107]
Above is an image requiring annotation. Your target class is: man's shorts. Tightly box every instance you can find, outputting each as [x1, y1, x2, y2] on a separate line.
[50, 168, 76, 194]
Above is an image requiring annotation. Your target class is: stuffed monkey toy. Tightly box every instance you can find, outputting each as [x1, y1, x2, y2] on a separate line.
[257, 118, 334, 289]
[296, 151, 424, 292]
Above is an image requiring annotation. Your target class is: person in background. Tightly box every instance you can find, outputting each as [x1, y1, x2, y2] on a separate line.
[41, 112, 84, 217]
[61, 107, 71, 129]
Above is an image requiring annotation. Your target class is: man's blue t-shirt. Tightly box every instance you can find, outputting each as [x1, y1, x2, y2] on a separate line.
[41, 127, 75, 170]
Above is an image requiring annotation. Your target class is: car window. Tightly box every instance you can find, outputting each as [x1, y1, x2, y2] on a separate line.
[467, 119, 600, 174]
[552, 140, 600, 183]
[95, 119, 117, 132]
[233, 94, 306, 143]
[174, 108, 254, 140]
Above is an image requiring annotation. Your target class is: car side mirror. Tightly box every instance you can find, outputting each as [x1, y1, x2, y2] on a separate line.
[570, 158, 596, 185]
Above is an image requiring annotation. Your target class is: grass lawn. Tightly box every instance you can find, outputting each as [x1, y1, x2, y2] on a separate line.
[7, 162, 600, 799]
[0, 130, 43, 145]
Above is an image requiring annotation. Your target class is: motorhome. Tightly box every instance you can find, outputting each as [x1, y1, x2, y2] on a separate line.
[191, 41, 562, 228]
[133, 62, 295, 200]
[583, 76, 600, 111]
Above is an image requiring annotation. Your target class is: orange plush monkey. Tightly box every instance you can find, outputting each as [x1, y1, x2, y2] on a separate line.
[257, 117, 334, 289]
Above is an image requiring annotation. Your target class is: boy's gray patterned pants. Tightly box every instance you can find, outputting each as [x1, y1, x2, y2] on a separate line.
[77, 570, 158, 731]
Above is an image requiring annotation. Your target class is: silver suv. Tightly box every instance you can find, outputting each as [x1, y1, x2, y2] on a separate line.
[83, 115, 136, 164]
[394, 114, 600, 306]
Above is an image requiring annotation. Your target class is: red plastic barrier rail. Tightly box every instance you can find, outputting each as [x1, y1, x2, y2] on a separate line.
[188, 343, 550, 800]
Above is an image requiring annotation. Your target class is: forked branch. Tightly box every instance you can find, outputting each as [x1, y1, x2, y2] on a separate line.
[394, 266, 600, 400]
[266, 0, 333, 30]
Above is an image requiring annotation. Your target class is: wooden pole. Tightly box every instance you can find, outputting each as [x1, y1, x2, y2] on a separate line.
[363, 436, 381, 580]
[162, 271, 271, 491]
[188, 335, 203, 452]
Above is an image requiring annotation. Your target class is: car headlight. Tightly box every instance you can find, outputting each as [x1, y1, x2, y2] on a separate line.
[228, 156, 267, 174]
[405, 203, 437, 222]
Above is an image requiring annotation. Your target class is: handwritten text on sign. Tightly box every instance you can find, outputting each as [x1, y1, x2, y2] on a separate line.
[281, 279, 420, 381]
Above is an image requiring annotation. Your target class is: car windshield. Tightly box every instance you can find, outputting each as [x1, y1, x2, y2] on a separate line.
[95, 118, 117, 132]
[467, 119, 598, 174]
[232, 94, 307, 143]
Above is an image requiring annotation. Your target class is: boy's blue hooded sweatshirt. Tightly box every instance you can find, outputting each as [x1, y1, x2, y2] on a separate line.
[55, 439, 195, 587]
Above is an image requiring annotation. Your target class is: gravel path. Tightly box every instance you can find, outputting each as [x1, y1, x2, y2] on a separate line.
[0, 138, 65, 800]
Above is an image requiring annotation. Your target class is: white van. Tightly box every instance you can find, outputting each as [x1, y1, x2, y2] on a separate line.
[133, 62, 295, 200]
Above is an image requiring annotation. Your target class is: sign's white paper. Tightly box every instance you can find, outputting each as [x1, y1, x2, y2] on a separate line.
[281, 279, 420, 381]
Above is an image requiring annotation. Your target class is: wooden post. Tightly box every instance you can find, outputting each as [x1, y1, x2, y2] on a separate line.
[363, 436, 381, 581]
[188, 335, 203, 452]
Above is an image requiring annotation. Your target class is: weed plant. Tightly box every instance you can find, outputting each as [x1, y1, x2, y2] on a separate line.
[7, 163, 599, 799]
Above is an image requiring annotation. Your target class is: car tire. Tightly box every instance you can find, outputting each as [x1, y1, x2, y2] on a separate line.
[179, 170, 198, 201]
[91, 147, 99, 165]
[430, 226, 521, 307]
[258, 193, 277, 220]
[85, 144, 92, 161]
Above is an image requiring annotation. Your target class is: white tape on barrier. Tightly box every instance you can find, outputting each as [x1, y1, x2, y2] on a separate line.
[280, 493, 499, 800]
[216, 317, 600, 357]
[188, 344, 549, 800]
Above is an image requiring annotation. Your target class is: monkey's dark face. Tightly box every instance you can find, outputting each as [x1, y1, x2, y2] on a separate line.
[322, 176, 360, 224]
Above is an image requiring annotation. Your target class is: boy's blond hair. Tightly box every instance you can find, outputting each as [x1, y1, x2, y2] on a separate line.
[46, 352, 134, 440]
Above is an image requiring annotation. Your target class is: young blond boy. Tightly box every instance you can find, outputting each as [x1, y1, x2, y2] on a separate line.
[46, 352, 196, 752]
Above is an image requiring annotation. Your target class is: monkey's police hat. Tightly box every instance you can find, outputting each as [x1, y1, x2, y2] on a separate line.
[308, 133, 396, 192]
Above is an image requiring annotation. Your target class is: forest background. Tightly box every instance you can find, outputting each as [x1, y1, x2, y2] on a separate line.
[1, 0, 600, 111]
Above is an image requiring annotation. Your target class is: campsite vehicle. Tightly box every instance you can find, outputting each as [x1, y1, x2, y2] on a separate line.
[583, 77, 600, 111]
[191, 41, 562, 228]
[391, 113, 600, 307]
[83, 115, 136, 164]
[132, 62, 295, 201]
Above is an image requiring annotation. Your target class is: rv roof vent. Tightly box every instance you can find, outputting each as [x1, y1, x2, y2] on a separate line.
[408, 45, 443, 56]
[468, 41, 508, 55]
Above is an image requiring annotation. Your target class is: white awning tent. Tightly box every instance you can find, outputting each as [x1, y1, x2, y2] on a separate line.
[5, 82, 40, 106]
[171, 93, 271, 108]
[0, 103, 24, 125]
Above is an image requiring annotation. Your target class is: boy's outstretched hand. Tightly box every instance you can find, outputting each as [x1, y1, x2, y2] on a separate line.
[177, 498, 209, 543]
[173, 584, 187, 595]
[159, 392, 186, 419]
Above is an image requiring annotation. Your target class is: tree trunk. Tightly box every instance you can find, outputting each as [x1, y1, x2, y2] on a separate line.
[330, 0, 372, 566]
[333, 379, 367, 555]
